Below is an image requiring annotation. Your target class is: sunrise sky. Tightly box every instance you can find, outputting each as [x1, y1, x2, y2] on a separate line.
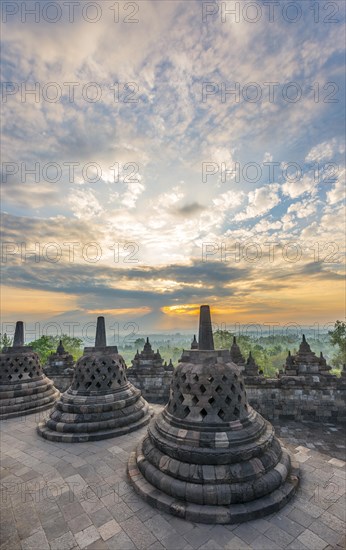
[1, 0, 345, 338]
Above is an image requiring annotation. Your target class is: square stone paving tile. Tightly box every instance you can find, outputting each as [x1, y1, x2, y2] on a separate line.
[98, 519, 122, 541]
[1, 412, 345, 550]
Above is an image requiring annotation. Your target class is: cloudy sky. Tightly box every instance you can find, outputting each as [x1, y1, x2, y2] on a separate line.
[1, 0, 345, 339]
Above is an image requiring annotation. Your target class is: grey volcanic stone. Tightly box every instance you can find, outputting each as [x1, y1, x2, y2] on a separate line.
[37, 317, 152, 442]
[283, 335, 333, 377]
[128, 306, 300, 524]
[127, 338, 173, 404]
[0, 321, 59, 419]
[198, 305, 214, 350]
[43, 341, 75, 392]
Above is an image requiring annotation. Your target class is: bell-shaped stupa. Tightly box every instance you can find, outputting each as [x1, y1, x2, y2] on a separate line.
[128, 306, 299, 523]
[230, 336, 245, 368]
[127, 337, 173, 403]
[37, 317, 152, 442]
[0, 322, 59, 419]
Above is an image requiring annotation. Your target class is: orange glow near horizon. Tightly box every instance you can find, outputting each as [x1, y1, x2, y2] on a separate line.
[1, 286, 78, 320]
[1, 277, 344, 327]
[86, 307, 152, 316]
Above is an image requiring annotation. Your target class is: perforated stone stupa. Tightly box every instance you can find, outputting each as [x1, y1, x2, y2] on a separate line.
[244, 351, 264, 378]
[128, 305, 299, 524]
[43, 340, 75, 392]
[0, 322, 59, 419]
[283, 335, 332, 377]
[37, 317, 152, 442]
[127, 338, 174, 403]
[230, 336, 245, 369]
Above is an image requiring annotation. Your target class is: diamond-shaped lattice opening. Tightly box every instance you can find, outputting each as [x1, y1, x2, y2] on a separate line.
[218, 408, 226, 420]
[215, 385, 222, 394]
[96, 381, 101, 389]
[233, 406, 240, 417]
[200, 408, 208, 419]
[200, 384, 206, 393]
[178, 393, 184, 404]
[117, 379, 121, 385]
[225, 396, 232, 405]
[107, 367, 112, 373]
[182, 406, 190, 418]
[238, 394, 242, 403]
[8, 375, 12, 380]
[186, 383, 191, 391]
[173, 403, 177, 413]
[222, 375, 227, 382]
[23, 367, 28, 372]
[14, 368, 19, 373]
[175, 382, 180, 389]
[107, 380, 112, 388]
[28, 372, 33, 378]
[240, 383, 244, 390]
[91, 374, 96, 380]
[102, 361, 106, 365]
[231, 384, 236, 393]
[85, 382, 92, 389]
[193, 374, 199, 381]
[208, 396, 215, 405]
[18, 373, 23, 379]
[96, 368, 101, 374]
[192, 395, 199, 405]
[181, 373, 187, 382]
[207, 376, 214, 383]
[234, 374, 238, 380]
[244, 404, 248, 411]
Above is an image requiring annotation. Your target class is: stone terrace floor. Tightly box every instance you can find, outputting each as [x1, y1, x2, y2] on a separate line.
[1, 405, 345, 550]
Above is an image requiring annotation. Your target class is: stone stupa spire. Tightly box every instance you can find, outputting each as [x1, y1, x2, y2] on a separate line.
[191, 334, 198, 349]
[198, 305, 214, 350]
[57, 340, 65, 355]
[95, 316, 106, 348]
[13, 321, 24, 347]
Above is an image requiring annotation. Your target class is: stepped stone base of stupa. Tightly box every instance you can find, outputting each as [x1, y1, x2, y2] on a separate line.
[0, 377, 59, 420]
[37, 386, 152, 443]
[128, 423, 299, 524]
[0, 336, 60, 420]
